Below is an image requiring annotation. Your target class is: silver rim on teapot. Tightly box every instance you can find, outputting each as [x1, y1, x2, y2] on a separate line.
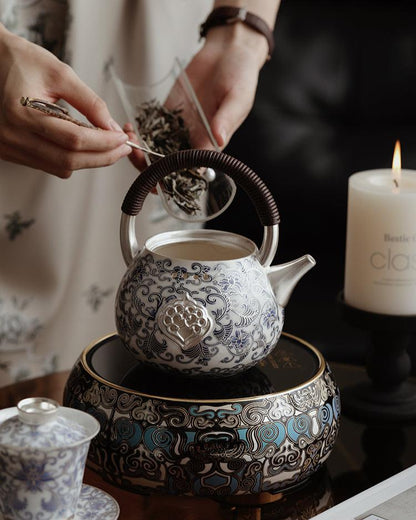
[120, 149, 280, 267]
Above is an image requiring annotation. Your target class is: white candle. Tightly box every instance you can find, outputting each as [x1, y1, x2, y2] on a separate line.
[344, 161, 416, 315]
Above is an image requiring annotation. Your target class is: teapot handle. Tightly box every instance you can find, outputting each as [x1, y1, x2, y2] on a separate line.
[121, 149, 280, 267]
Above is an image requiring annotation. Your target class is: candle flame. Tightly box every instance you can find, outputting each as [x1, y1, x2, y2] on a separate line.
[392, 140, 401, 191]
[392, 140, 401, 170]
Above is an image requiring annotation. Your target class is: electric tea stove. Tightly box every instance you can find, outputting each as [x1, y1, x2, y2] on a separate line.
[64, 332, 340, 496]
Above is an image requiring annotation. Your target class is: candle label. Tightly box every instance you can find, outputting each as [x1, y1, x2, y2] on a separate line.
[370, 233, 416, 276]
[345, 228, 416, 314]
[370, 233, 416, 274]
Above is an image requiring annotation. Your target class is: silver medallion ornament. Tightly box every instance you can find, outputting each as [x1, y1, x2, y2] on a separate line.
[157, 293, 214, 350]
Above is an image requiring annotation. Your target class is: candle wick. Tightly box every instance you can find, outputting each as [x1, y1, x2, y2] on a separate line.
[393, 178, 399, 188]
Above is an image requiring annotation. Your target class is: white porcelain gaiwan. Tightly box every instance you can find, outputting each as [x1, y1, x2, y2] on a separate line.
[116, 150, 315, 377]
[0, 397, 100, 520]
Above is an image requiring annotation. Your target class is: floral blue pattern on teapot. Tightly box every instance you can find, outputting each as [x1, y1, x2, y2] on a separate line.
[115, 150, 315, 377]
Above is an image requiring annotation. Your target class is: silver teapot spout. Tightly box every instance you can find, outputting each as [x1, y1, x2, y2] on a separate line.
[267, 255, 316, 307]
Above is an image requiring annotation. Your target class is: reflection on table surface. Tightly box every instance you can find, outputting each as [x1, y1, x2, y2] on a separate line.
[1, 363, 416, 519]
[82, 465, 333, 520]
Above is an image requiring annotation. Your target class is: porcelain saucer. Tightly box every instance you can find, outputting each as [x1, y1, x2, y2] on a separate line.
[75, 484, 120, 519]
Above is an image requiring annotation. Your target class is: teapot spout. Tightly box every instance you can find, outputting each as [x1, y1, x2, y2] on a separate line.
[267, 255, 316, 307]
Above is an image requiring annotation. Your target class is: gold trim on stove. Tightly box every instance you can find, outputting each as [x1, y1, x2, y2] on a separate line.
[80, 332, 326, 404]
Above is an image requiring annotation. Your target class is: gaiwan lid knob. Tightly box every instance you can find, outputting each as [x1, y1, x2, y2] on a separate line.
[0, 397, 100, 450]
[17, 397, 59, 425]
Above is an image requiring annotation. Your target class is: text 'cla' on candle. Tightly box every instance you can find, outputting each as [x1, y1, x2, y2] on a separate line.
[344, 141, 416, 315]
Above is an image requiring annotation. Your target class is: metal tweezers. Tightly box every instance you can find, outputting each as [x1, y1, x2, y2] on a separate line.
[20, 96, 164, 158]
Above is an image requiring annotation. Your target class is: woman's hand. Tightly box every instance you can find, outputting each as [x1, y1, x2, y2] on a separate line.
[184, 23, 270, 150]
[126, 1, 278, 171]
[0, 25, 131, 178]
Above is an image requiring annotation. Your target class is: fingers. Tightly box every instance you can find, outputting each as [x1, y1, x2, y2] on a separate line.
[48, 62, 122, 132]
[182, 34, 262, 152]
[189, 122, 223, 151]
[123, 123, 158, 193]
[0, 124, 132, 178]
[9, 96, 128, 152]
[209, 88, 255, 151]
[1, 92, 131, 177]
[30, 115, 129, 152]
[123, 122, 148, 171]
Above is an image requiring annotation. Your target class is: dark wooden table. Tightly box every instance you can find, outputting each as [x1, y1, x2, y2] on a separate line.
[1, 363, 416, 519]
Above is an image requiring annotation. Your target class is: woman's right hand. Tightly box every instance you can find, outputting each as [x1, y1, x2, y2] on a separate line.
[0, 24, 131, 178]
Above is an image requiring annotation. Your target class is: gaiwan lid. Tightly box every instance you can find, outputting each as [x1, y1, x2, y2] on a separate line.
[0, 397, 100, 450]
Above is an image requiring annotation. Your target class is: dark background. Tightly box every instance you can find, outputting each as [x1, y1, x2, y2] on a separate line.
[208, 0, 416, 369]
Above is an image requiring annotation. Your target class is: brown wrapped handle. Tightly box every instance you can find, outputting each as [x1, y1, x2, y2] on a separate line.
[122, 149, 280, 227]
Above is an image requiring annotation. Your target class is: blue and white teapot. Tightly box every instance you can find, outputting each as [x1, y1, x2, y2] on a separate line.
[115, 150, 315, 377]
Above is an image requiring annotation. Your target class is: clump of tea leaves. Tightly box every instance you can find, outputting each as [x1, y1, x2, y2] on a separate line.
[135, 99, 207, 215]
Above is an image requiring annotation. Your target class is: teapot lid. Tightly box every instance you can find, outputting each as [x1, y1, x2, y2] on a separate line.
[0, 397, 100, 450]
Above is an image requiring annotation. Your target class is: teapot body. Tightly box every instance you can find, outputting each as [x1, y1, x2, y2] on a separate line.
[115, 229, 284, 377]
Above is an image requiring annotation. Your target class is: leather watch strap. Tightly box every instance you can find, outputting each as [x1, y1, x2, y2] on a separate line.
[200, 6, 274, 60]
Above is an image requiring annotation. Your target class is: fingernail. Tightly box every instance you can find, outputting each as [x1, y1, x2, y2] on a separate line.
[121, 144, 132, 155]
[220, 129, 227, 146]
[109, 119, 123, 132]
[116, 132, 128, 143]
